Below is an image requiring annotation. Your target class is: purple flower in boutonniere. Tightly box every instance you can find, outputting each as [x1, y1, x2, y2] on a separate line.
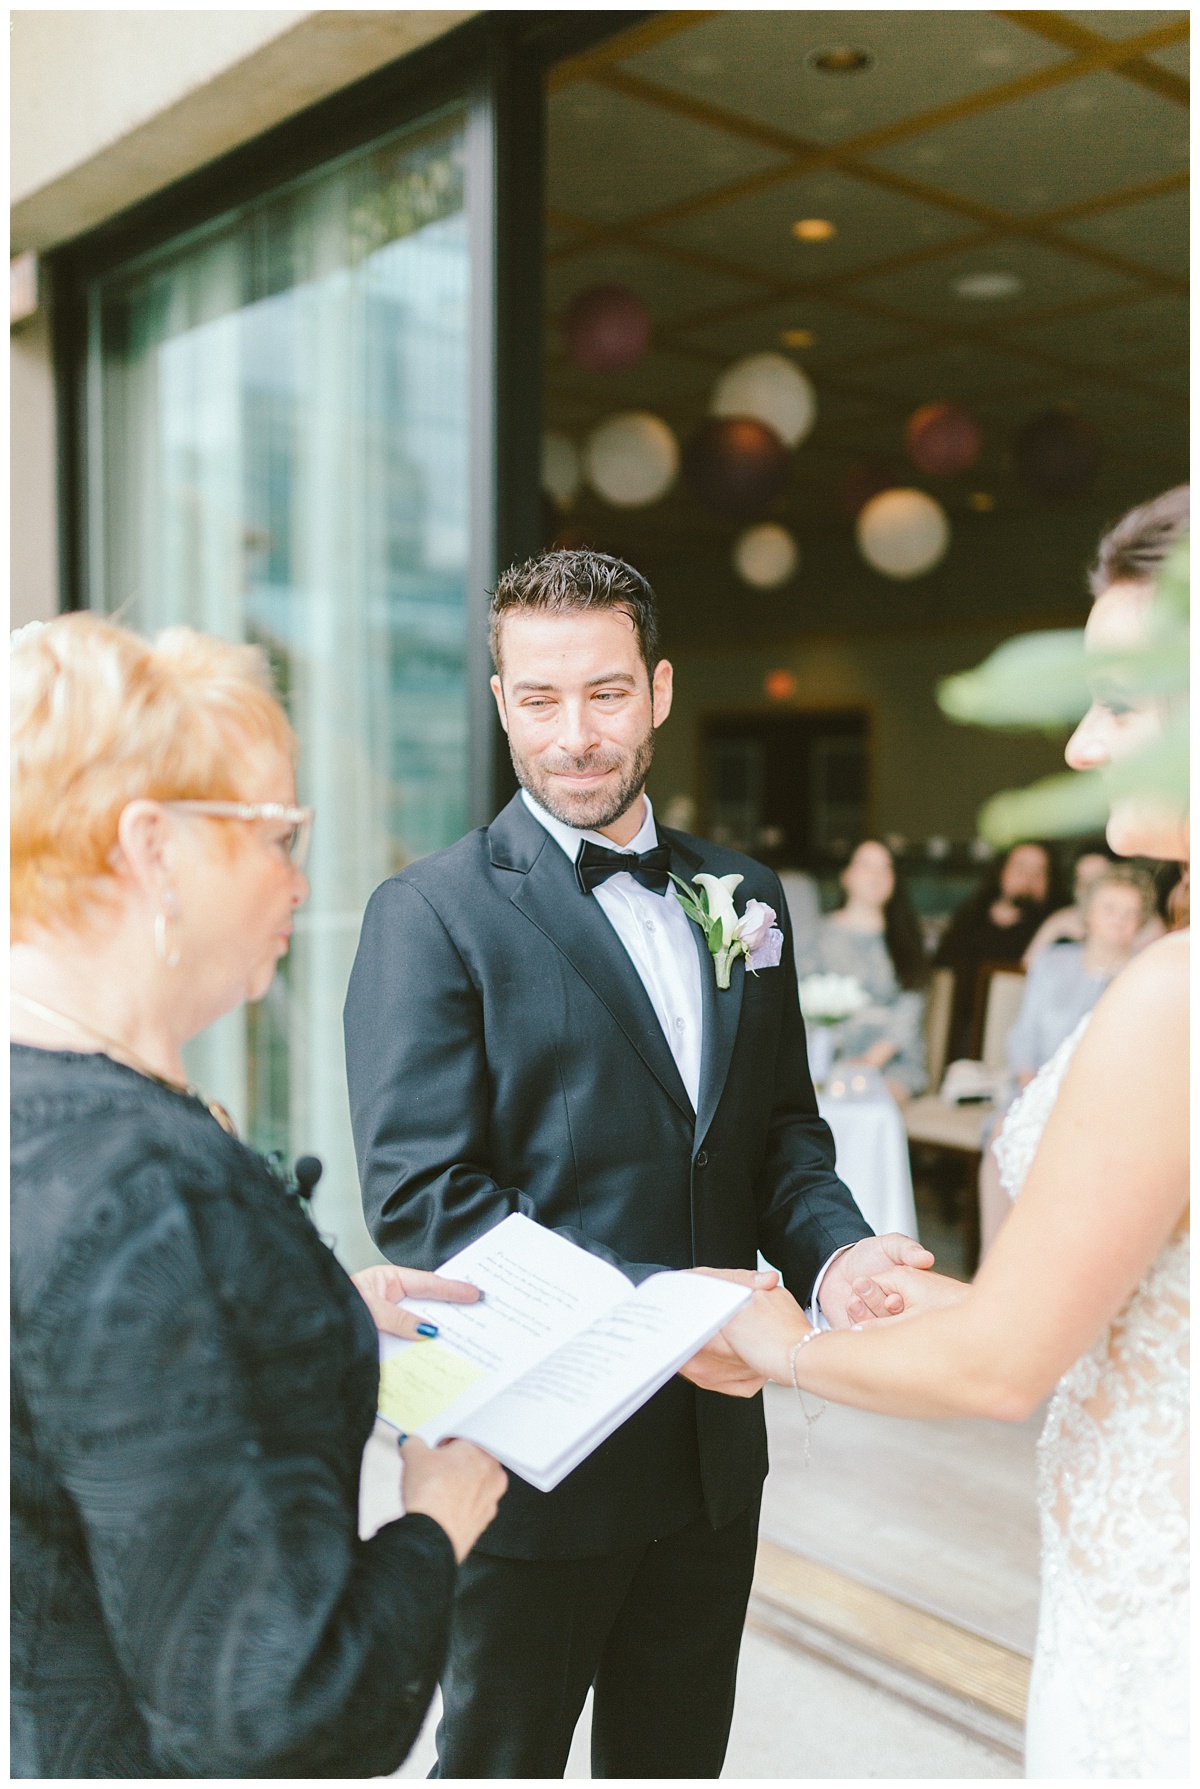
[669, 872, 785, 988]
[740, 898, 785, 970]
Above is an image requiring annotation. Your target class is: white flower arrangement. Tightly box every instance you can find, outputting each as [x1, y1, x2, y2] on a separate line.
[797, 972, 870, 1027]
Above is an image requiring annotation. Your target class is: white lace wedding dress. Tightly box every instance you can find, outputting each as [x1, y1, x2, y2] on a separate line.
[995, 1017, 1190, 1778]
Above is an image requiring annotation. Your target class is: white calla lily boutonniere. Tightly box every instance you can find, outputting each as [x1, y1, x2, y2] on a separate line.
[669, 871, 785, 990]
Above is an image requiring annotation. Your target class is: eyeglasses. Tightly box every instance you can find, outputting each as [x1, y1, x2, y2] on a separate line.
[165, 800, 314, 868]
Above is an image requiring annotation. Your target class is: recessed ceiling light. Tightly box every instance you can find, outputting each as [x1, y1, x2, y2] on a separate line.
[954, 271, 1023, 300]
[780, 328, 817, 348]
[807, 46, 873, 74]
[793, 218, 837, 242]
[968, 491, 996, 512]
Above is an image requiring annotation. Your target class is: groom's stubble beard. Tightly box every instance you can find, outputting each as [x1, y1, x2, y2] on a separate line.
[507, 720, 657, 833]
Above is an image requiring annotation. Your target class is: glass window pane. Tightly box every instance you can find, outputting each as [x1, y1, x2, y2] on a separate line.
[88, 110, 471, 1266]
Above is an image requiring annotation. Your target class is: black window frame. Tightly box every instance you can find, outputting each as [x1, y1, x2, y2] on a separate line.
[48, 9, 647, 823]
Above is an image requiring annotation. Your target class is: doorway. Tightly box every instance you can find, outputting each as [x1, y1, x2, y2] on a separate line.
[701, 708, 870, 868]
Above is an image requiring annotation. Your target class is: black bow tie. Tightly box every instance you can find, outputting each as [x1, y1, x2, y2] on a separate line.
[575, 838, 673, 897]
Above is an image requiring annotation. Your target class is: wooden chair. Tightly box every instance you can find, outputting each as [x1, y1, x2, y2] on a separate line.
[902, 967, 1025, 1275]
[923, 966, 954, 1094]
[969, 960, 1027, 1066]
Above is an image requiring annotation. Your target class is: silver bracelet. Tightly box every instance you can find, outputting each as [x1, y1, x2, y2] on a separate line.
[788, 1331, 828, 1467]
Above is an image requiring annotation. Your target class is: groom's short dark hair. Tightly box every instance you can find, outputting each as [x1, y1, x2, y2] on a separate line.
[489, 551, 660, 682]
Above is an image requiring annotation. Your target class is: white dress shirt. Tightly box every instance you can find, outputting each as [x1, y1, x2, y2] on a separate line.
[521, 789, 850, 1319]
[522, 789, 704, 1108]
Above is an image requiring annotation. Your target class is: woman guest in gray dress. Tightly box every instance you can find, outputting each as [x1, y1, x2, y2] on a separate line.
[798, 839, 929, 1104]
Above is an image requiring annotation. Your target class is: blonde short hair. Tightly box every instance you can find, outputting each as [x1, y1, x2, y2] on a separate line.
[1080, 863, 1155, 924]
[11, 613, 297, 938]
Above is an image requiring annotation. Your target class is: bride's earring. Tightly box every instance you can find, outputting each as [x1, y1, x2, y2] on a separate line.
[154, 891, 182, 969]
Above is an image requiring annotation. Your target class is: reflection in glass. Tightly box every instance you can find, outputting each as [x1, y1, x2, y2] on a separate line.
[88, 112, 471, 1265]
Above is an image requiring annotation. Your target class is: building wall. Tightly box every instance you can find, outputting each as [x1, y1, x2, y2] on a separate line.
[10, 8, 476, 622]
[11, 10, 477, 252]
[647, 625, 1070, 849]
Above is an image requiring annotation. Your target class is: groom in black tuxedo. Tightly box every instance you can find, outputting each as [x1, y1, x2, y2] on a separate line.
[345, 551, 931, 1778]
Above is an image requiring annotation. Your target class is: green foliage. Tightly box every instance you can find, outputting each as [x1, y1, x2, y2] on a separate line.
[938, 630, 1090, 730]
[939, 537, 1189, 846]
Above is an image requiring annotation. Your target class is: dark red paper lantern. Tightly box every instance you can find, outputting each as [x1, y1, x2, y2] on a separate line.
[682, 417, 789, 517]
[840, 462, 892, 520]
[1014, 407, 1103, 498]
[563, 285, 652, 373]
[904, 402, 983, 477]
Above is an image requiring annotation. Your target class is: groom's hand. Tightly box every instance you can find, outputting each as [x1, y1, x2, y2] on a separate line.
[818, 1234, 935, 1328]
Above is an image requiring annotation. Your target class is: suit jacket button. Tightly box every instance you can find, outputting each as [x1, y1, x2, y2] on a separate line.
[694, 1150, 708, 1168]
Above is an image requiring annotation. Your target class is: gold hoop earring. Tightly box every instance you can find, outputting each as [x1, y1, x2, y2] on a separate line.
[154, 908, 181, 969]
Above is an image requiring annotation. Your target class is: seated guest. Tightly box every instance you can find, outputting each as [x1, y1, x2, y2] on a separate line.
[977, 864, 1155, 1258]
[934, 840, 1054, 1061]
[1006, 864, 1155, 1087]
[10, 614, 506, 1778]
[798, 838, 928, 1104]
[1023, 843, 1164, 964]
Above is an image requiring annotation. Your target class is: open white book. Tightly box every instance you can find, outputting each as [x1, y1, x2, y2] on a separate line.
[377, 1214, 751, 1492]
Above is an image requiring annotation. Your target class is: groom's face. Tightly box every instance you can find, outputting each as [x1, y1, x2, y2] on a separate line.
[491, 606, 673, 836]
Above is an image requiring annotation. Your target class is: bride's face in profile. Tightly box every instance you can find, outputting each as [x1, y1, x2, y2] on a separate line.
[1066, 578, 1189, 862]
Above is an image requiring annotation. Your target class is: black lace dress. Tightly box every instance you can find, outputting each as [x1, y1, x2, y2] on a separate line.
[11, 1045, 457, 1778]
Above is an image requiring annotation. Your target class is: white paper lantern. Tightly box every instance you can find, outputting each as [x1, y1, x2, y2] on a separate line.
[541, 432, 581, 509]
[711, 352, 817, 448]
[733, 523, 799, 588]
[584, 412, 679, 507]
[856, 488, 950, 580]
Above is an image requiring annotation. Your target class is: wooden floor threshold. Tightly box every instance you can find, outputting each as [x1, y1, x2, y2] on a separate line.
[751, 1539, 1030, 1762]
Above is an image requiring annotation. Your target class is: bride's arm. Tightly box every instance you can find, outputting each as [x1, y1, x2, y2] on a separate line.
[720, 932, 1188, 1421]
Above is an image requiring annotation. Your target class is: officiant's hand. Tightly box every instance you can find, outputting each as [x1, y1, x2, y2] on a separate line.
[401, 1437, 507, 1562]
[818, 1234, 936, 1328]
[677, 1267, 781, 1396]
[352, 1264, 481, 1341]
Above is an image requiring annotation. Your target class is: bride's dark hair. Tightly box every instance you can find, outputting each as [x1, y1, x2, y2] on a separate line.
[1090, 485, 1189, 597]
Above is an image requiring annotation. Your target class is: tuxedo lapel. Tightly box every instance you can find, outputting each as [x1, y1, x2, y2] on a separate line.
[692, 917, 745, 1148]
[663, 828, 746, 1149]
[492, 799, 695, 1122]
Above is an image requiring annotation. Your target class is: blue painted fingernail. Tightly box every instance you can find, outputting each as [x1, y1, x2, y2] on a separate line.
[416, 1322, 439, 1338]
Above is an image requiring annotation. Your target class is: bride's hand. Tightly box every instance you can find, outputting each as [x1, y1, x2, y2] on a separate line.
[718, 1286, 812, 1384]
[351, 1264, 480, 1341]
[680, 1282, 810, 1393]
[678, 1266, 782, 1395]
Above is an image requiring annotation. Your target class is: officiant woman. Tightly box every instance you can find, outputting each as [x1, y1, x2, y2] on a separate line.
[10, 613, 505, 1778]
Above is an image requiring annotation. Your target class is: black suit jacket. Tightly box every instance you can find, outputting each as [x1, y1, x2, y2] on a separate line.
[344, 794, 870, 1559]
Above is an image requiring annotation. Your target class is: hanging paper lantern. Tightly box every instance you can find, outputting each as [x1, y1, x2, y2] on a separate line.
[541, 431, 581, 510]
[764, 668, 798, 702]
[584, 412, 678, 507]
[733, 523, 799, 589]
[904, 402, 983, 477]
[840, 462, 892, 520]
[683, 418, 789, 517]
[563, 285, 652, 373]
[857, 488, 951, 580]
[711, 352, 817, 448]
[1014, 407, 1103, 498]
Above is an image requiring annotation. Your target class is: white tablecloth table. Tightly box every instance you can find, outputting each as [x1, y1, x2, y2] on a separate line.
[817, 1068, 920, 1241]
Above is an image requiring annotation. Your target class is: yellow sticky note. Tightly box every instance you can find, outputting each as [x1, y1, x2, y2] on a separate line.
[378, 1341, 487, 1433]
